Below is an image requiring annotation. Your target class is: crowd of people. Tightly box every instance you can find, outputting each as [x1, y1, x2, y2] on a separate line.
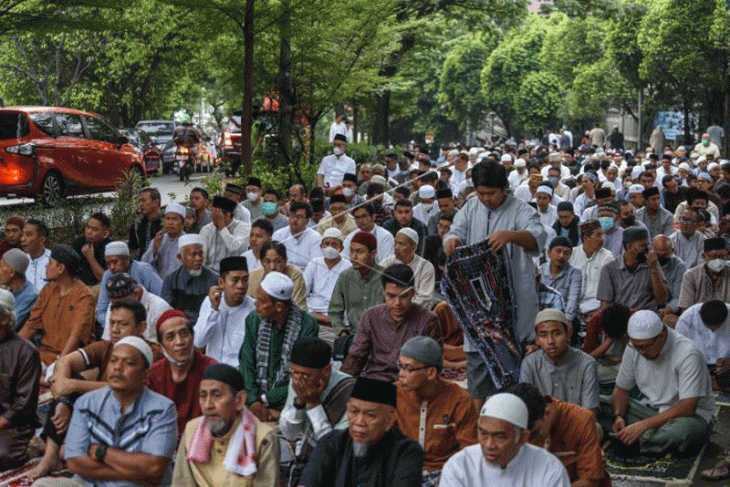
[2, 126, 730, 486]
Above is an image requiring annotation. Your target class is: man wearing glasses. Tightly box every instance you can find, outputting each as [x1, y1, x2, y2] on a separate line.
[606, 310, 714, 455]
[273, 201, 323, 272]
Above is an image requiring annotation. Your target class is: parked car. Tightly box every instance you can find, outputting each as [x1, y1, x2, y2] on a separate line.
[0, 106, 145, 206]
[135, 120, 175, 174]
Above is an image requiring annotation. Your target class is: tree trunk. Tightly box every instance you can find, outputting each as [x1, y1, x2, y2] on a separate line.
[373, 90, 389, 145]
[352, 100, 359, 143]
[240, 0, 255, 177]
[277, 0, 292, 169]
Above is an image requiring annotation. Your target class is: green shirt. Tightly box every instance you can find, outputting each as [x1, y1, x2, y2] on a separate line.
[328, 265, 384, 335]
[240, 307, 319, 409]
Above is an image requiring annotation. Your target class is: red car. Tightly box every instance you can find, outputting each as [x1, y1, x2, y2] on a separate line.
[0, 106, 145, 206]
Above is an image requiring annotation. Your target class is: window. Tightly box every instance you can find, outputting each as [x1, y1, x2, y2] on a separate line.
[0, 113, 30, 140]
[56, 113, 85, 138]
[84, 115, 118, 143]
[29, 112, 55, 136]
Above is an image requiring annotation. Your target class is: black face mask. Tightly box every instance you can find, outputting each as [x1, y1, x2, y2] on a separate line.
[657, 256, 670, 266]
[623, 216, 635, 226]
[636, 250, 648, 264]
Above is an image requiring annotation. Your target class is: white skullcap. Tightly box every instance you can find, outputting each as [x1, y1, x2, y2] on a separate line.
[105, 241, 130, 257]
[178, 234, 204, 250]
[708, 162, 720, 171]
[628, 184, 645, 195]
[480, 393, 528, 429]
[165, 202, 186, 218]
[631, 166, 643, 179]
[260, 271, 293, 300]
[698, 172, 713, 182]
[449, 149, 459, 157]
[627, 310, 664, 340]
[397, 227, 419, 246]
[114, 336, 153, 367]
[322, 227, 343, 241]
[0, 288, 16, 325]
[419, 185, 435, 199]
[500, 154, 513, 163]
[535, 185, 553, 196]
[601, 181, 615, 190]
[468, 148, 479, 157]
[514, 158, 526, 168]
[679, 162, 691, 172]
[697, 155, 707, 165]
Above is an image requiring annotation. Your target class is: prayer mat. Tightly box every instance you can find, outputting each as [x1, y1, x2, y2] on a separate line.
[604, 441, 705, 484]
[0, 457, 70, 487]
[441, 240, 521, 390]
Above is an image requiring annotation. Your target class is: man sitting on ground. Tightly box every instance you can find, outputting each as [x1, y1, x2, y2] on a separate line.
[317, 194, 357, 238]
[582, 303, 631, 384]
[243, 219, 274, 272]
[173, 363, 280, 486]
[379, 228, 435, 306]
[678, 237, 730, 313]
[247, 241, 308, 310]
[396, 336, 477, 486]
[568, 220, 614, 315]
[539, 237, 582, 326]
[382, 199, 427, 255]
[200, 196, 250, 272]
[141, 202, 187, 278]
[0, 248, 37, 329]
[342, 203, 395, 263]
[21, 218, 51, 292]
[0, 216, 24, 256]
[273, 201, 323, 272]
[101, 273, 171, 342]
[72, 212, 112, 288]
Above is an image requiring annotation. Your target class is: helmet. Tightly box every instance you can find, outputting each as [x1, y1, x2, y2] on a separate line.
[180, 113, 191, 124]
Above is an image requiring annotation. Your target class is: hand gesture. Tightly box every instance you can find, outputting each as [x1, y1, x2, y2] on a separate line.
[208, 285, 222, 311]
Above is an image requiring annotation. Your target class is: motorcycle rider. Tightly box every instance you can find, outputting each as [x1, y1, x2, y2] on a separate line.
[173, 113, 200, 182]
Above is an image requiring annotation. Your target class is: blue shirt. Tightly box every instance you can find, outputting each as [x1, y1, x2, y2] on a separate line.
[65, 386, 178, 487]
[13, 280, 38, 331]
[96, 260, 164, 324]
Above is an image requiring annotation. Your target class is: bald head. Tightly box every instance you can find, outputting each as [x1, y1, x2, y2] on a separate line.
[653, 235, 672, 259]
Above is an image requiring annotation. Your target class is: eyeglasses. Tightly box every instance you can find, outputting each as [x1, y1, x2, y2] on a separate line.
[397, 361, 430, 373]
[629, 334, 661, 352]
[679, 218, 698, 224]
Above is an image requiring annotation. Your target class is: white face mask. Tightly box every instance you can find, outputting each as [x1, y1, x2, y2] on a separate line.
[707, 259, 727, 273]
[333, 147, 344, 156]
[342, 188, 354, 198]
[322, 246, 340, 260]
[247, 192, 259, 202]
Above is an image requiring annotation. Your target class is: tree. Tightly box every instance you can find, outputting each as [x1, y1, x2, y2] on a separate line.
[515, 71, 562, 133]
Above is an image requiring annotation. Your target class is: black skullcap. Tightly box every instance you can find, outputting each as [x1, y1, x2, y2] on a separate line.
[623, 227, 648, 244]
[51, 244, 80, 276]
[700, 299, 728, 327]
[439, 167, 452, 176]
[549, 236, 573, 250]
[311, 198, 325, 213]
[247, 177, 262, 188]
[436, 188, 453, 199]
[290, 337, 332, 369]
[403, 150, 415, 159]
[334, 133, 347, 143]
[106, 272, 138, 298]
[557, 201, 574, 212]
[343, 173, 358, 183]
[642, 186, 660, 199]
[329, 194, 347, 204]
[595, 188, 613, 199]
[224, 183, 244, 196]
[213, 195, 237, 213]
[220, 256, 247, 275]
[350, 376, 396, 408]
[704, 237, 727, 252]
[202, 363, 245, 392]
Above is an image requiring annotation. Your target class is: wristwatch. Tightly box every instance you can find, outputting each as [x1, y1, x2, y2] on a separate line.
[95, 444, 107, 462]
[260, 393, 269, 407]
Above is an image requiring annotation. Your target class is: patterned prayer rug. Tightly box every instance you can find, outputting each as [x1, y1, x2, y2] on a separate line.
[604, 441, 705, 483]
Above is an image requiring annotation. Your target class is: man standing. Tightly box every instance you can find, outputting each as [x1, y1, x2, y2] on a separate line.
[298, 377, 424, 487]
[396, 336, 477, 485]
[142, 202, 188, 279]
[273, 201, 323, 272]
[440, 393, 570, 486]
[379, 228, 435, 306]
[607, 311, 714, 455]
[194, 256, 255, 367]
[317, 134, 356, 195]
[636, 187, 674, 238]
[341, 264, 441, 381]
[173, 363, 280, 486]
[129, 188, 163, 257]
[21, 218, 51, 292]
[0, 289, 40, 470]
[239, 272, 319, 421]
[0, 248, 37, 329]
[328, 114, 347, 143]
[539, 237, 582, 323]
[200, 196, 250, 272]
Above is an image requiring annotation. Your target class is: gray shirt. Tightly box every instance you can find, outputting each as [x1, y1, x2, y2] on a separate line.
[616, 328, 715, 423]
[520, 347, 599, 410]
[596, 258, 667, 311]
[660, 256, 686, 312]
[636, 206, 674, 238]
[539, 263, 582, 321]
[669, 231, 705, 269]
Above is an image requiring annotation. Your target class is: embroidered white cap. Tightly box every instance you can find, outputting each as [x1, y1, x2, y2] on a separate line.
[105, 241, 130, 257]
[627, 310, 664, 340]
[260, 271, 294, 301]
[480, 393, 528, 429]
[178, 234, 205, 250]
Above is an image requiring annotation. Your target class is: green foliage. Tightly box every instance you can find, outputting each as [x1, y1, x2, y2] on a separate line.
[109, 167, 147, 238]
[515, 71, 562, 133]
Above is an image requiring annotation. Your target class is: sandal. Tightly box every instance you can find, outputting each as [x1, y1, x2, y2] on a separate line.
[701, 459, 730, 480]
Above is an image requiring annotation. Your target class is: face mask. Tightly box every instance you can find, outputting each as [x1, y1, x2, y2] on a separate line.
[333, 147, 344, 156]
[421, 201, 435, 210]
[548, 176, 559, 186]
[702, 139, 710, 146]
[622, 216, 635, 226]
[261, 202, 278, 216]
[342, 188, 354, 198]
[636, 250, 647, 264]
[322, 246, 340, 260]
[598, 217, 614, 231]
[466, 178, 473, 187]
[247, 192, 259, 202]
[707, 258, 727, 273]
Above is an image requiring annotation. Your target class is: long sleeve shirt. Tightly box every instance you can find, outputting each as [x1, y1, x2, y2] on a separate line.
[379, 254, 435, 306]
[161, 266, 219, 323]
[25, 248, 50, 292]
[194, 295, 255, 367]
[303, 257, 351, 314]
[200, 219, 251, 272]
[0, 333, 40, 427]
[141, 232, 183, 279]
[96, 259, 164, 324]
[328, 266, 384, 335]
[272, 226, 323, 272]
[12, 281, 38, 331]
[539, 263, 582, 321]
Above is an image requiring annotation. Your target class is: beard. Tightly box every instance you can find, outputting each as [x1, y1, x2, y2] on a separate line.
[207, 418, 233, 437]
[352, 441, 368, 458]
[187, 268, 202, 277]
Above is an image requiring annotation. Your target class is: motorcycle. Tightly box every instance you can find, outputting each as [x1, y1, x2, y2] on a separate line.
[174, 145, 196, 182]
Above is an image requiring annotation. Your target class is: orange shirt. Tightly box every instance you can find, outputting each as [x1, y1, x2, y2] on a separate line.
[20, 279, 95, 364]
[395, 379, 478, 472]
[548, 398, 611, 486]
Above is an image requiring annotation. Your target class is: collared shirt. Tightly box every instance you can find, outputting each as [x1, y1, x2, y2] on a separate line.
[141, 232, 183, 279]
[539, 263, 582, 321]
[194, 295, 255, 367]
[96, 259, 164, 324]
[616, 328, 715, 423]
[316, 213, 358, 239]
[243, 198, 263, 221]
[242, 249, 261, 273]
[272, 226, 323, 272]
[317, 154, 356, 188]
[234, 203, 252, 225]
[160, 266, 219, 323]
[25, 248, 50, 292]
[379, 254, 435, 306]
[445, 192, 547, 344]
[568, 245, 614, 305]
[660, 256, 686, 312]
[12, 280, 38, 330]
[0, 332, 40, 427]
[303, 257, 351, 314]
[669, 231, 705, 269]
[596, 257, 667, 311]
[247, 264, 308, 310]
[328, 266, 384, 335]
[520, 347, 599, 410]
[676, 302, 730, 364]
[200, 219, 251, 272]
[341, 303, 442, 382]
[254, 213, 289, 233]
[602, 225, 624, 260]
[636, 206, 674, 238]
[678, 264, 730, 310]
[395, 380, 478, 472]
[440, 444, 570, 487]
[342, 224, 395, 264]
[102, 288, 172, 342]
[65, 386, 178, 487]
